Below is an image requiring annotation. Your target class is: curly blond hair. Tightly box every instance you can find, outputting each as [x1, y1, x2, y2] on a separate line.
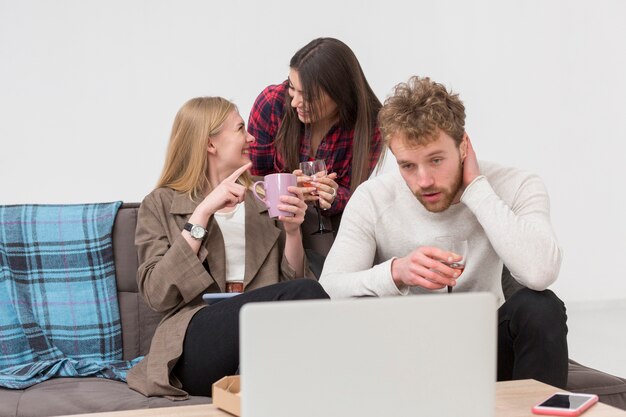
[378, 76, 465, 147]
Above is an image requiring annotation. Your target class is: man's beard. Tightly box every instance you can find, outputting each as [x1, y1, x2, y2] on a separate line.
[414, 165, 463, 213]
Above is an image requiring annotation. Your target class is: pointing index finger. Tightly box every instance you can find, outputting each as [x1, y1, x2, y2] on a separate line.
[227, 162, 252, 181]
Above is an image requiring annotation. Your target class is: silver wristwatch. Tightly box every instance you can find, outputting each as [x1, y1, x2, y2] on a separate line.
[183, 222, 207, 240]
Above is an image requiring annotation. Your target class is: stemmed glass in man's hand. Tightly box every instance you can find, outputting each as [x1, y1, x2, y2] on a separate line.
[299, 160, 332, 235]
[435, 237, 468, 293]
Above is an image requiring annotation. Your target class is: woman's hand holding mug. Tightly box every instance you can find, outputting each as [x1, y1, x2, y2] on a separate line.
[252, 173, 307, 235]
[278, 186, 307, 235]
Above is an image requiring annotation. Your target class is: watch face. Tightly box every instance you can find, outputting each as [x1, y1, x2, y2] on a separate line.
[190, 225, 205, 239]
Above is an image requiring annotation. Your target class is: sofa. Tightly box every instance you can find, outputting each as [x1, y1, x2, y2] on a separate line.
[1, 203, 625, 416]
[0, 203, 211, 417]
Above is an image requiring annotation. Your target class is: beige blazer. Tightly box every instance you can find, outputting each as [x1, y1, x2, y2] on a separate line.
[126, 187, 312, 399]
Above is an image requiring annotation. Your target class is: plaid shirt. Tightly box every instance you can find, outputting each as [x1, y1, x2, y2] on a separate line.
[247, 81, 382, 216]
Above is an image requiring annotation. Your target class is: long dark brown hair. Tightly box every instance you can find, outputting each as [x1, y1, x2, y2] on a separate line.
[275, 37, 382, 192]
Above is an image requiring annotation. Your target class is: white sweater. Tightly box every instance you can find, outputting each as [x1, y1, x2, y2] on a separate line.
[319, 161, 561, 306]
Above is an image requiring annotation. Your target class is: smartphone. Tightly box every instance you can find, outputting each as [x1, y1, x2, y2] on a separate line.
[202, 292, 242, 305]
[531, 392, 599, 416]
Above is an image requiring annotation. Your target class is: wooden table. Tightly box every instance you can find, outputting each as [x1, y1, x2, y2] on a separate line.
[496, 379, 625, 417]
[63, 379, 626, 417]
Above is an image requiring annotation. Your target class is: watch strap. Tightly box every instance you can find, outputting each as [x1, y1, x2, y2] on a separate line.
[183, 222, 207, 240]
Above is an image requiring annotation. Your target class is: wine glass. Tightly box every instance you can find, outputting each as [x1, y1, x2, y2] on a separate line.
[435, 236, 468, 293]
[298, 160, 332, 235]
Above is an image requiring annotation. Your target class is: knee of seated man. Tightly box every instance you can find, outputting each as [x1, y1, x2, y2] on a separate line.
[509, 288, 567, 327]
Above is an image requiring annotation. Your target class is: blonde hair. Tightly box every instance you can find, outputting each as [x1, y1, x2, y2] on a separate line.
[378, 76, 465, 147]
[157, 97, 252, 199]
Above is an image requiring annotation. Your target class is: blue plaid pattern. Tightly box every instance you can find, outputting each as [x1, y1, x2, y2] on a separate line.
[0, 203, 141, 389]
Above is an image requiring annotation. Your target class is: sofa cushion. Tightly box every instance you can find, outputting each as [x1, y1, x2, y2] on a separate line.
[0, 202, 139, 389]
[0, 387, 21, 417]
[113, 203, 163, 360]
[0, 378, 211, 417]
[567, 360, 626, 410]
[118, 291, 163, 360]
[112, 203, 140, 294]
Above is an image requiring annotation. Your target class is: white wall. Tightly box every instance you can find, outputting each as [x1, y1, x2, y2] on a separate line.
[1, 0, 625, 304]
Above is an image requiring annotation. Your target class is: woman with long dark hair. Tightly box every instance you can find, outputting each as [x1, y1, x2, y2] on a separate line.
[248, 38, 382, 223]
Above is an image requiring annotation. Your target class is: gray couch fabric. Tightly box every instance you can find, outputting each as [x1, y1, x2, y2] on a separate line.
[1, 203, 625, 416]
[0, 204, 212, 417]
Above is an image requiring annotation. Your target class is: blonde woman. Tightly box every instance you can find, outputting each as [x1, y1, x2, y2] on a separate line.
[127, 97, 328, 398]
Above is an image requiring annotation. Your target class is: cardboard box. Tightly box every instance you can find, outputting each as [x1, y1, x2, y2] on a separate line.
[212, 375, 241, 416]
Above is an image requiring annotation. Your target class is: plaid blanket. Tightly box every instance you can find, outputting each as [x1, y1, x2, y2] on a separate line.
[0, 203, 141, 389]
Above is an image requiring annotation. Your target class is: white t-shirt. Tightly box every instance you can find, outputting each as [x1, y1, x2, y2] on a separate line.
[213, 202, 246, 283]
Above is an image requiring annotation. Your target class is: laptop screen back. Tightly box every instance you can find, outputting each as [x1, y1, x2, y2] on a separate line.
[240, 292, 496, 417]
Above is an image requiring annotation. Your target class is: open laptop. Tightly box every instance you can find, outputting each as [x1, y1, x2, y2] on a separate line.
[240, 292, 497, 417]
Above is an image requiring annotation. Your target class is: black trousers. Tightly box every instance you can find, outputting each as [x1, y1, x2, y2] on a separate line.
[497, 288, 569, 388]
[173, 279, 329, 396]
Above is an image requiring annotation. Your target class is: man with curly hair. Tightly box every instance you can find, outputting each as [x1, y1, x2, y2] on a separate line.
[320, 76, 568, 388]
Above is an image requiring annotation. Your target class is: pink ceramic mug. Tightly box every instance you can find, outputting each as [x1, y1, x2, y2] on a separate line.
[252, 173, 297, 218]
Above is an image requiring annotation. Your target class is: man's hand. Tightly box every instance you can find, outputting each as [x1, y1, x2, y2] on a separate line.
[462, 133, 480, 187]
[391, 246, 463, 290]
